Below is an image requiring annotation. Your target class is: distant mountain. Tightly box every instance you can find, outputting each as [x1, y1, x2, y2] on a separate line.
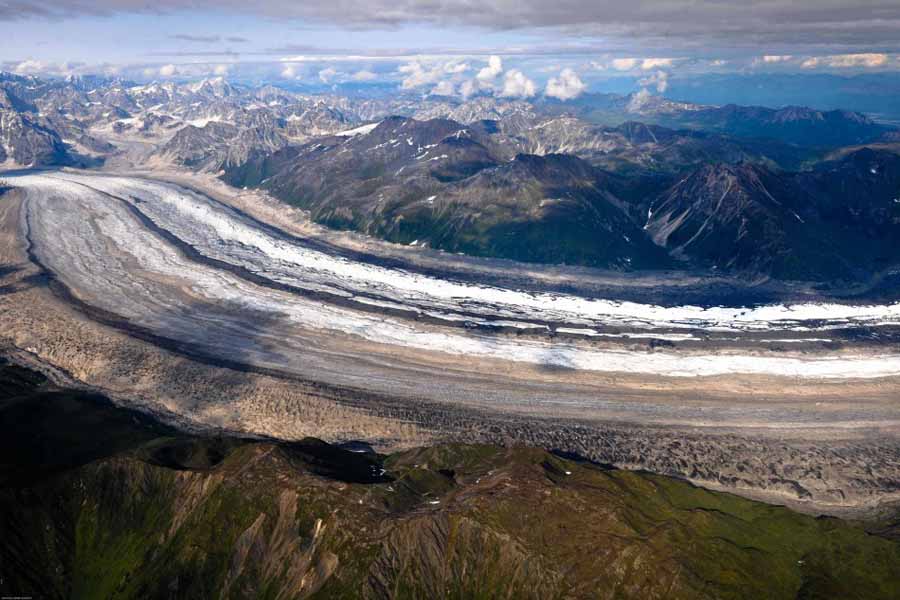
[159, 119, 288, 171]
[653, 104, 890, 147]
[534, 91, 892, 148]
[500, 117, 813, 174]
[663, 72, 900, 122]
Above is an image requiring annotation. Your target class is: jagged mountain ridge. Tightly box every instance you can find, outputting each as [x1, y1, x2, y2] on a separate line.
[2, 71, 899, 281]
[0, 106, 69, 167]
[0, 71, 890, 173]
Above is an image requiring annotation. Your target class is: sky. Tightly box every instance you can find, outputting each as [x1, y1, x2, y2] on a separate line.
[2, 1, 900, 100]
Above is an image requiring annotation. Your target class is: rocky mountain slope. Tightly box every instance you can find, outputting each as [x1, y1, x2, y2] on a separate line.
[498, 117, 812, 174]
[225, 116, 673, 269]
[0, 88, 69, 167]
[645, 149, 900, 281]
[1, 358, 898, 600]
[3, 71, 898, 282]
[225, 115, 900, 281]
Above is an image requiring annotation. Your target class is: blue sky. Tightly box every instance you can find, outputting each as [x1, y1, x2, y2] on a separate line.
[3, 1, 900, 100]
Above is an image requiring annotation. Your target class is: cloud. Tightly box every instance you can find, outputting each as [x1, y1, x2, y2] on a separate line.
[397, 55, 536, 99]
[545, 67, 586, 100]
[281, 63, 300, 78]
[611, 58, 639, 71]
[6, 59, 105, 78]
[13, 59, 49, 74]
[431, 80, 456, 96]
[639, 70, 669, 92]
[158, 64, 178, 77]
[4, 2, 900, 56]
[351, 70, 377, 81]
[459, 79, 478, 98]
[641, 57, 674, 70]
[801, 53, 889, 69]
[477, 55, 503, 82]
[628, 87, 653, 110]
[754, 54, 794, 65]
[499, 69, 536, 98]
[398, 59, 470, 90]
[318, 67, 337, 82]
[213, 64, 230, 75]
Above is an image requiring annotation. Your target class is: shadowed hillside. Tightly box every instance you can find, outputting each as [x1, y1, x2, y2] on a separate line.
[1, 358, 898, 599]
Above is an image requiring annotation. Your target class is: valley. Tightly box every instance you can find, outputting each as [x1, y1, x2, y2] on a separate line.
[4, 4, 900, 598]
[2, 168, 899, 516]
[1, 71, 899, 519]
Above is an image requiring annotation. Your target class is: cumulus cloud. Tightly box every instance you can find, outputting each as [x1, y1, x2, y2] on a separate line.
[158, 64, 178, 77]
[628, 87, 653, 111]
[611, 58, 639, 71]
[801, 53, 889, 69]
[318, 67, 337, 82]
[13, 59, 49, 74]
[499, 69, 536, 98]
[760, 54, 794, 63]
[351, 70, 377, 81]
[544, 67, 586, 100]
[281, 63, 300, 78]
[398, 59, 470, 90]
[477, 55, 503, 82]
[641, 57, 674, 70]
[213, 64, 230, 75]
[639, 70, 669, 92]
[431, 80, 456, 96]
[459, 79, 478, 98]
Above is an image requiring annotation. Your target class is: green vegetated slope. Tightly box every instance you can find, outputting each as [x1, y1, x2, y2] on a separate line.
[1, 359, 898, 599]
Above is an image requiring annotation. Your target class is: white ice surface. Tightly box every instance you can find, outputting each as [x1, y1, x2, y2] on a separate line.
[39, 171, 900, 335]
[10, 171, 900, 380]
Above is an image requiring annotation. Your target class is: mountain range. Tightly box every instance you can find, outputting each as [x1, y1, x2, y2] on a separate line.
[2, 72, 899, 285]
[225, 115, 900, 282]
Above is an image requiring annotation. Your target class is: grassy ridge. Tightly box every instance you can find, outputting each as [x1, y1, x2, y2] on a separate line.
[0, 360, 898, 599]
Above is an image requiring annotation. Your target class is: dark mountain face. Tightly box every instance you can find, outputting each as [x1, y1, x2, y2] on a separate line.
[646, 150, 900, 281]
[475, 116, 811, 176]
[224, 115, 900, 281]
[226, 116, 673, 270]
[645, 163, 830, 278]
[0, 109, 69, 167]
[160, 118, 289, 171]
